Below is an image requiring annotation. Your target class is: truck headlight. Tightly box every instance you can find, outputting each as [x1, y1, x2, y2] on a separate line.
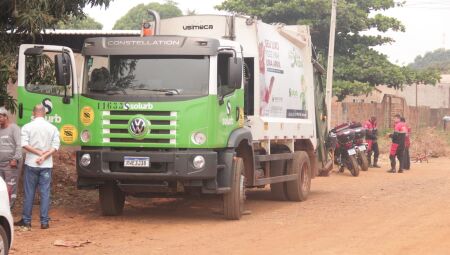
[80, 153, 91, 167]
[191, 132, 207, 145]
[192, 155, 206, 169]
[80, 130, 91, 143]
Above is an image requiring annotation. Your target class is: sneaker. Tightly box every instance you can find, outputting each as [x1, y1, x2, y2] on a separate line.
[398, 169, 404, 173]
[14, 219, 31, 228]
[372, 164, 381, 168]
[387, 169, 396, 173]
[41, 223, 49, 229]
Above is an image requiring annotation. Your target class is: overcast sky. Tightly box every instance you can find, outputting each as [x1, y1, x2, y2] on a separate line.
[85, 0, 450, 65]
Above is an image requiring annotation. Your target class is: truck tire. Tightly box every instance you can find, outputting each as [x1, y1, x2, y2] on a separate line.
[0, 224, 9, 255]
[349, 155, 360, 177]
[270, 160, 288, 201]
[99, 181, 125, 216]
[286, 151, 311, 201]
[358, 150, 369, 171]
[223, 157, 245, 220]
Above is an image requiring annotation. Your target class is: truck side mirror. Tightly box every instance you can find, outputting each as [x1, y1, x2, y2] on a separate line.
[228, 58, 242, 89]
[24, 47, 44, 56]
[55, 53, 71, 86]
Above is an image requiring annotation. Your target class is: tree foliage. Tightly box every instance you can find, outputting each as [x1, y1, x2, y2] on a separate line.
[113, 1, 182, 30]
[0, 0, 111, 112]
[217, 0, 440, 101]
[409, 48, 450, 73]
[56, 15, 103, 30]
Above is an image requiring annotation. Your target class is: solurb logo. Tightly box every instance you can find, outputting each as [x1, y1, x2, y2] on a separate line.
[182, 25, 214, 30]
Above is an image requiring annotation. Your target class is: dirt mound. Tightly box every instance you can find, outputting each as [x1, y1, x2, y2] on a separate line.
[12, 148, 96, 215]
[410, 127, 448, 158]
[51, 148, 97, 208]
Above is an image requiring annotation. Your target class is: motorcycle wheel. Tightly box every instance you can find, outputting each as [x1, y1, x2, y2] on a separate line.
[358, 150, 369, 171]
[348, 155, 360, 177]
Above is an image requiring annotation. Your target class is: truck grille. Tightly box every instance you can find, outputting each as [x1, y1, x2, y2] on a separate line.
[102, 110, 177, 148]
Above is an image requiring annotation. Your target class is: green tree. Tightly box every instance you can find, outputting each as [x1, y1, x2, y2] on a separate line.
[409, 48, 450, 73]
[0, 0, 111, 112]
[113, 1, 182, 30]
[56, 15, 103, 30]
[217, 0, 440, 101]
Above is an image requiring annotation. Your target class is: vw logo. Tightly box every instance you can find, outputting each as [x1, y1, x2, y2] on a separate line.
[128, 116, 150, 139]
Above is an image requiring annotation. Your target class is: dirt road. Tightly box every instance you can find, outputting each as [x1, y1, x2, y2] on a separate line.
[11, 157, 450, 255]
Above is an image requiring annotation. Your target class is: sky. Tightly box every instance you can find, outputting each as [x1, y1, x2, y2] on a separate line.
[84, 0, 450, 66]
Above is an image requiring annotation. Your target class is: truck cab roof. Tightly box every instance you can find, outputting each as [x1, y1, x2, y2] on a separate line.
[81, 36, 240, 56]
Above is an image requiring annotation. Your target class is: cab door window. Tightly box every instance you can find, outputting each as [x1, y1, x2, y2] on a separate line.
[25, 52, 73, 97]
[217, 52, 235, 97]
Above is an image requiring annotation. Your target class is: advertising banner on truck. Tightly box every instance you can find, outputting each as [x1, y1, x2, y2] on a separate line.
[257, 22, 308, 119]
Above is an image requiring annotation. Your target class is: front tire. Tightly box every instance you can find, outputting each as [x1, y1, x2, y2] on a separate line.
[223, 157, 245, 220]
[270, 160, 288, 201]
[0, 224, 9, 255]
[348, 155, 360, 177]
[99, 181, 125, 216]
[286, 151, 311, 201]
[358, 150, 369, 171]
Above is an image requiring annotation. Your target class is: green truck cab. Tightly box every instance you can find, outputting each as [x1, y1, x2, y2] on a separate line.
[17, 13, 332, 220]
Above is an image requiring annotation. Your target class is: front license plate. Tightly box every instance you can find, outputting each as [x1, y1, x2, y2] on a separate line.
[348, 148, 356, 156]
[124, 156, 150, 167]
[358, 145, 367, 151]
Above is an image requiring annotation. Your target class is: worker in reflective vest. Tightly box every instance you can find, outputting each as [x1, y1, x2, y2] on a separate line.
[363, 116, 380, 168]
[401, 117, 411, 170]
[388, 114, 407, 173]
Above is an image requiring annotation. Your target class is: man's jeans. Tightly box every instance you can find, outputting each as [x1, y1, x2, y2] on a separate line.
[22, 165, 52, 225]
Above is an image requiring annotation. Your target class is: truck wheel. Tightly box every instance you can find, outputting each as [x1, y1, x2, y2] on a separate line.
[286, 151, 311, 201]
[223, 157, 245, 220]
[270, 160, 288, 201]
[99, 181, 125, 216]
[358, 151, 369, 171]
[349, 155, 360, 177]
[0, 224, 9, 255]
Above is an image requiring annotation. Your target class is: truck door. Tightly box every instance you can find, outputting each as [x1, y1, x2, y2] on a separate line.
[216, 51, 245, 143]
[17, 44, 80, 145]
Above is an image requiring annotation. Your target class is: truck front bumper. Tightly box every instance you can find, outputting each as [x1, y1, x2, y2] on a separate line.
[76, 149, 218, 182]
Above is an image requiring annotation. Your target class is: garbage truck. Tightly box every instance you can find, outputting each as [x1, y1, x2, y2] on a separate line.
[16, 12, 332, 220]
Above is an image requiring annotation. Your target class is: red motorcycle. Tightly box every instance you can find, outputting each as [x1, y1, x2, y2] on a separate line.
[330, 123, 360, 177]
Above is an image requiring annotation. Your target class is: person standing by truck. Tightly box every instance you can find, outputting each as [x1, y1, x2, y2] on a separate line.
[363, 116, 380, 168]
[15, 104, 60, 229]
[0, 107, 22, 208]
[401, 117, 411, 170]
[388, 114, 407, 173]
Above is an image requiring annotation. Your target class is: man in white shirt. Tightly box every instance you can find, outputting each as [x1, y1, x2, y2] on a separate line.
[15, 104, 60, 229]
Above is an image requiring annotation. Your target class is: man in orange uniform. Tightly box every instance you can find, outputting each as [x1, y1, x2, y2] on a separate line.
[388, 114, 407, 173]
[363, 117, 380, 168]
[401, 117, 411, 170]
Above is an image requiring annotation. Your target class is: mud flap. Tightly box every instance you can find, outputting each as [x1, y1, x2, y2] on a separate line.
[217, 149, 236, 189]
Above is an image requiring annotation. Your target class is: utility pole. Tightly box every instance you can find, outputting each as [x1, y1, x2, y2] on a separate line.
[326, 0, 337, 130]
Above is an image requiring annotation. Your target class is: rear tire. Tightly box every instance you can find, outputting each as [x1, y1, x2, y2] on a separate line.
[286, 151, 311, 201]
[0, 224, 9, 255]
[99, 181, 125, 216]
[223, 157, 245, 220]
[270, 160, 288, 201]
[349, 155, 360, 177]
[358, 150, 369, 171]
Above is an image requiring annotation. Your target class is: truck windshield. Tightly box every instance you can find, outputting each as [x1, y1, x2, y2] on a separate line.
[83, 55, 209, 96]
